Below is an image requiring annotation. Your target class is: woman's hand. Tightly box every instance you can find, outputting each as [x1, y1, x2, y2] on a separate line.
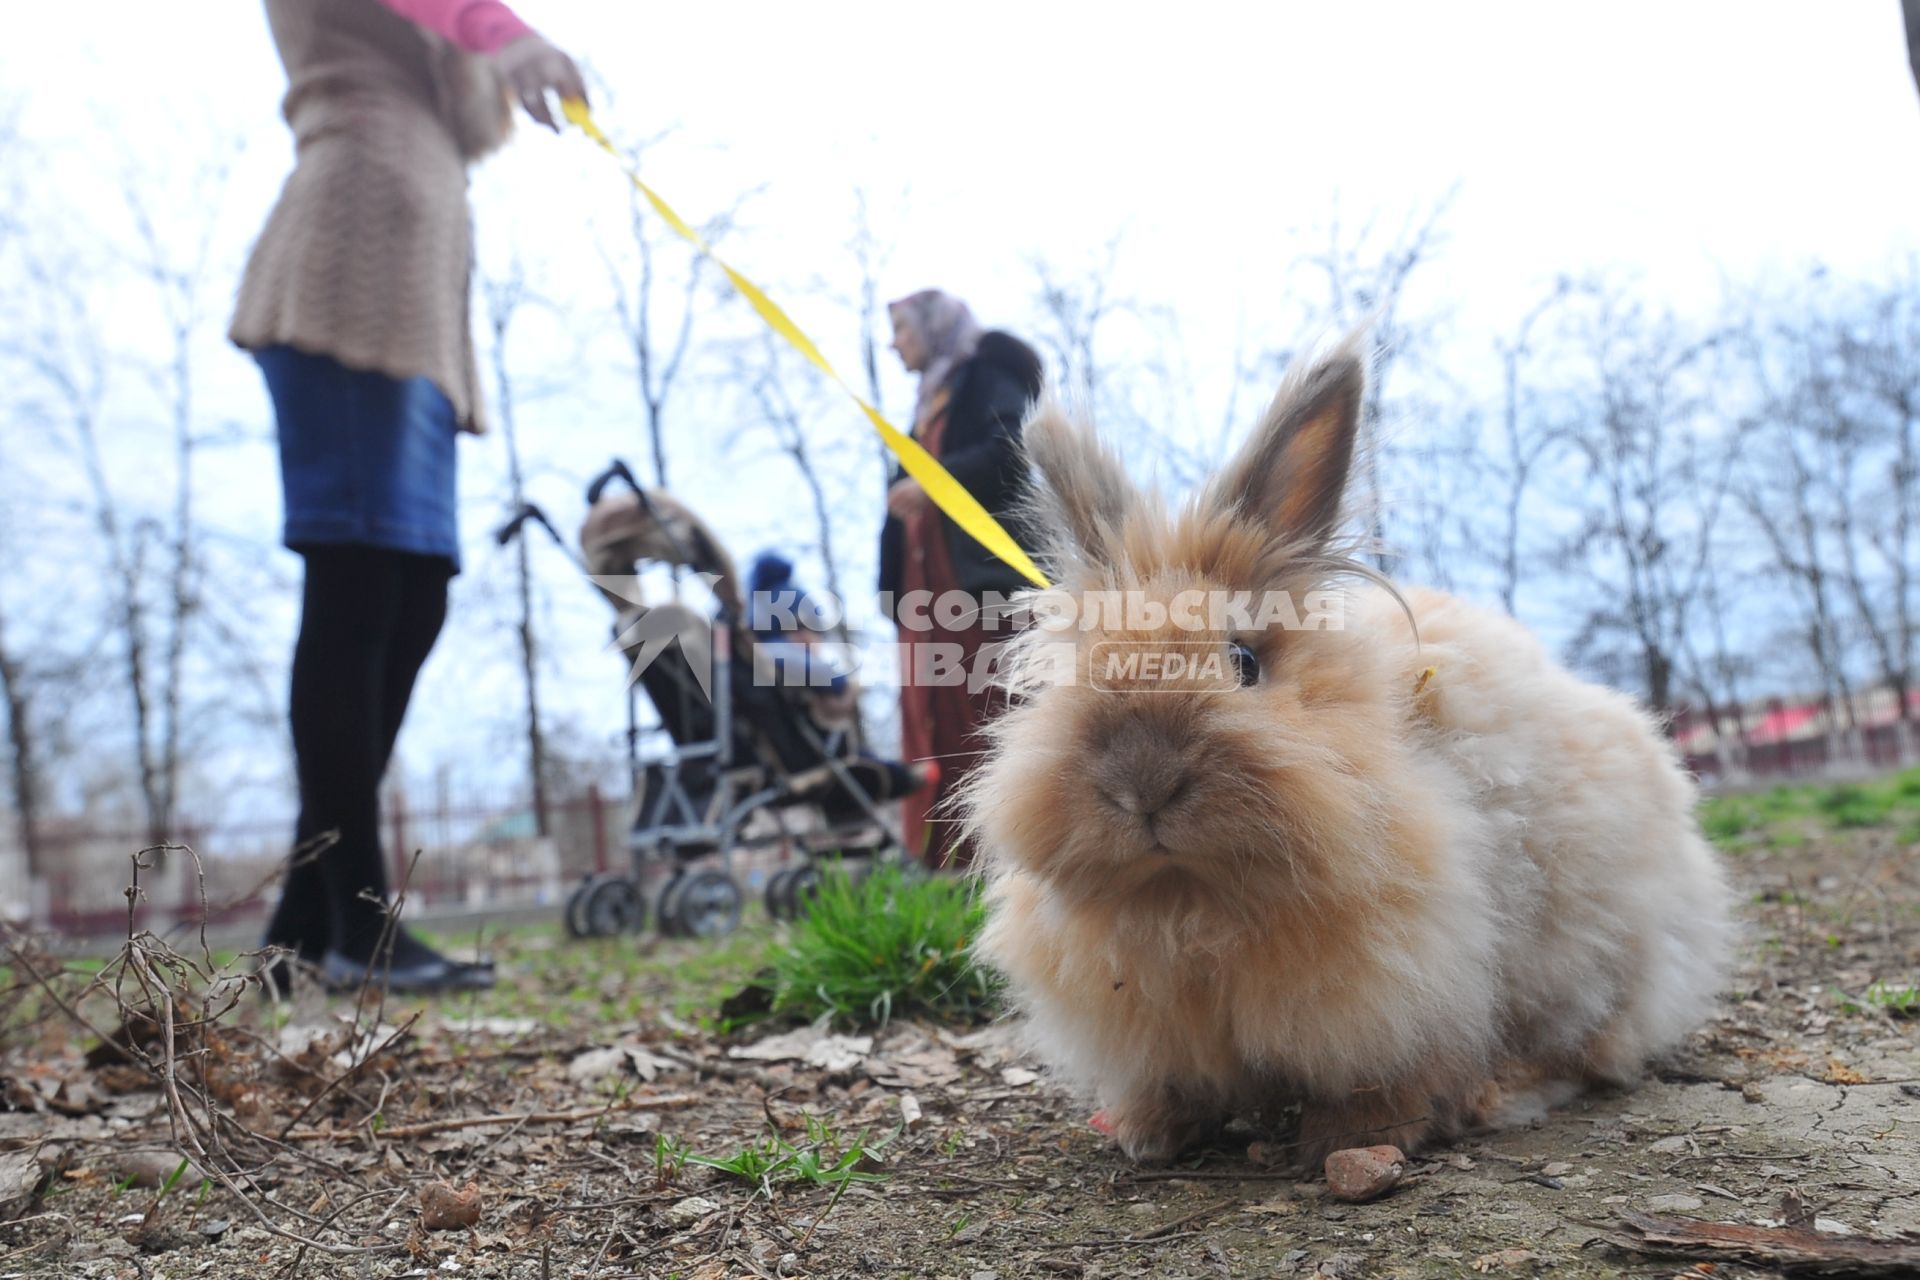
[887, 477, 931, 520]
[493, 34, 588, 130]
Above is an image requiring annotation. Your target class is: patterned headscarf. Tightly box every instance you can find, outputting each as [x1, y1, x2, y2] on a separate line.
[889, 289, 982, 432]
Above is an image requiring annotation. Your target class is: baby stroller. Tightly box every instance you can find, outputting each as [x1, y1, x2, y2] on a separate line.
[503, 461, 930, 940]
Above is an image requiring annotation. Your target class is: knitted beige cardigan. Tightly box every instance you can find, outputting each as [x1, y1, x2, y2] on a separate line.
[230, 0, 514, 433]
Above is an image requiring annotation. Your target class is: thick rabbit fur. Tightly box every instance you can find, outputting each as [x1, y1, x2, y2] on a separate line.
[962, 344, 1732, 1167]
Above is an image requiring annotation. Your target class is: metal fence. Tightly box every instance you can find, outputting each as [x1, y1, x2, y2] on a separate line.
[15, 786, 628, 940]
[1684, 723, 1917, 789]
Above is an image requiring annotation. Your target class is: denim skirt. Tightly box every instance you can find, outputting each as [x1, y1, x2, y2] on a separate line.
[255, 344, 461, 569]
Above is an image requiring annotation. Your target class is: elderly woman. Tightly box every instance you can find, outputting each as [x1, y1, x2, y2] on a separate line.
[232, 0, 586, 994]
[877, 291, 1044, 871]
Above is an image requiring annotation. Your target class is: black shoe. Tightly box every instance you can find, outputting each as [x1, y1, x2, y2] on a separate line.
[320, 948, 496, 994]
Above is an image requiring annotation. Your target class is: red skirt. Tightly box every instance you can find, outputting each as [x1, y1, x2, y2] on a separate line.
[896, 483, 1004, 872]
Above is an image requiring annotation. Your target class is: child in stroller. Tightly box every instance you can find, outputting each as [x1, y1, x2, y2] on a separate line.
[555, 464, 934, 940]
[745, 550, 859, 726]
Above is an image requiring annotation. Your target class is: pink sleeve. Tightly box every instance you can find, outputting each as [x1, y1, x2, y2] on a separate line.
[375, 0, 536, 54]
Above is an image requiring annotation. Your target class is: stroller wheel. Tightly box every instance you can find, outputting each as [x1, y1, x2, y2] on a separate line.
[664, 869, 744, 939]
[786, 864, 822, 920]
[764, 867, 796, 922]
[583, 876, 645, 937]
[653, 870, 687, 938]
[563, 878, 595, 938]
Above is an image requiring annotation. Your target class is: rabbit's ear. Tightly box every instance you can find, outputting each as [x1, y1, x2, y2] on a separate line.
[1212, 347, 1365, 550]
[1024, 400, 1139, 568]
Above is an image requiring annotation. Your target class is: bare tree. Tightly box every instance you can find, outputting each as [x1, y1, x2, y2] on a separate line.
[120, 148, 238, 846]
[1030, 237, 1126, 417]
[1828, 287, 1920, 756]
[1300, 192, 1456, 570]
[0, 107, 49, 901]
[595, 132, 753, 492]
[849, 187, 894, 422]
[727, 334, 862, 640]
[482, 260, 553, 837]
[846, 186, 908, 501]
[0, 586, 46, 914]
[1677, 536, 1758, 780]
[9, 241, 171, 839]
[719, 328, 878, 743]
[1554, 285, 1731, 718]
[1488, 279, 1571, 614]
[1026, 239, 1210, 487]
[0, 125, 259, 861]
[1746, 273, 1920, 760]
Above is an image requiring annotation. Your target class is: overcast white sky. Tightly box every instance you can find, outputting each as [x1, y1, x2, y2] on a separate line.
[5, 2, 1920, 821]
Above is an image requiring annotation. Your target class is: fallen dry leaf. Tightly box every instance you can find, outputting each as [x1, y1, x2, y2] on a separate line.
[567, 1041, 680, 1084]
[1244, 1196, 1301, 1216]
[728, 1026, 872, 1073]
[1823, 1057, 1869, 1085]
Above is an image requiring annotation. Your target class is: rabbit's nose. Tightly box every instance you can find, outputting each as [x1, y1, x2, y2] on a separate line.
[1112, 771, 1192, 818]
[1098, 720, 1194, 818]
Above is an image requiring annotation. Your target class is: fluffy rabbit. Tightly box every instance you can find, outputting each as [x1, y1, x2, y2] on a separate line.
[963, 344, 1732, 1167]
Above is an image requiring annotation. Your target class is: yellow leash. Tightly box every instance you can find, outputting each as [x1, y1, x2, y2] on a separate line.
[562, 100, 1050, 590]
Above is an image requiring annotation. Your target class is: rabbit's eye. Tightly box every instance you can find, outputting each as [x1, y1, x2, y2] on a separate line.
[1227, 641, 1260, 688]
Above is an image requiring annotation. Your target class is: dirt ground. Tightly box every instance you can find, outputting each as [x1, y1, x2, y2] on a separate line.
[1, 823, 1916, 1279]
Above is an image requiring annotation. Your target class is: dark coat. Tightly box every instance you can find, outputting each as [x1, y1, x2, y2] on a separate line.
[878, 330, 1046, 611]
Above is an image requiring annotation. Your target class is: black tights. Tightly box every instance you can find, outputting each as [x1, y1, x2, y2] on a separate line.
[265, 545, 451, 964]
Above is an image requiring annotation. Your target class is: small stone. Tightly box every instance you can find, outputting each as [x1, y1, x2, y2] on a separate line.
[1540, 1161, 1572, 1177]
[109, 1150, 201, 1190]
[1646, 1135, 1689, 1155]
[665, 1195, 720, 1229]
[1323, 1144, 1406, 1202]
[0, 1151, 44, 1223]
[1470, 1248, 1539, 1272]
[1814, 1217, 1854, 1235]
[1646, 1193, 1703, 1213]
[418, 1182, 483, 1232]
[971, 1271, 1000, 1280]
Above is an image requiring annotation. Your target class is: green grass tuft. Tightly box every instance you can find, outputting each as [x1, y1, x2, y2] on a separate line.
[1815, 783, 1893, 829]
[1864, 980, 1919, 1018]
[1700, 769, 1920, 845]
[761, 863, 1000, 1030]
[1698, 797, 1762, 847]
[684, 1112, 890, 1195]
